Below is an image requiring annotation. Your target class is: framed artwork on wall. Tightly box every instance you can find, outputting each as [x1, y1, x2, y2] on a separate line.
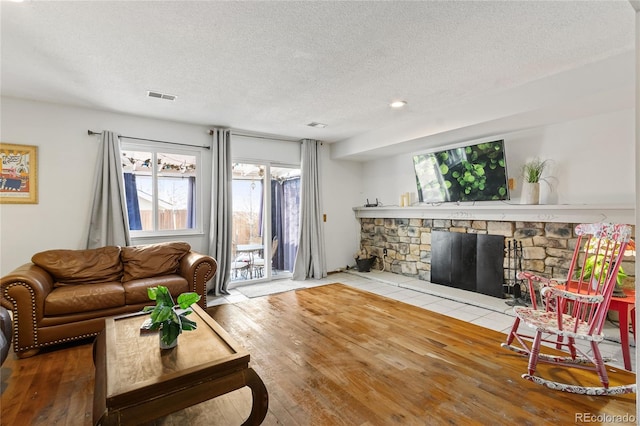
[0, 143, 38, 204]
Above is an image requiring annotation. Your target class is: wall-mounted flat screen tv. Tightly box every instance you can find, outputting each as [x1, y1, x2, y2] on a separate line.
[413, 140, 509, 203]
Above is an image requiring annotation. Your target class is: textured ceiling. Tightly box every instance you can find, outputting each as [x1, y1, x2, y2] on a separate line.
[1, 1, 635, 154]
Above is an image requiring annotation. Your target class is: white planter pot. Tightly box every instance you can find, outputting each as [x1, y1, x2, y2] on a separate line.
[521, 182, 540, 205]
[159, 332, 178, 349]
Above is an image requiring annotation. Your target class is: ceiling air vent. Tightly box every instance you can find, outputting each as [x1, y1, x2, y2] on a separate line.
[307, 122, 327, 128]
[147, 91, 177, 101]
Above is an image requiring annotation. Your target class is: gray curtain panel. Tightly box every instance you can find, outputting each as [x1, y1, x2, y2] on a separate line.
[208, 128, 232, 295]
[292, 139, 327, 280]
[86, 130, 131, 249]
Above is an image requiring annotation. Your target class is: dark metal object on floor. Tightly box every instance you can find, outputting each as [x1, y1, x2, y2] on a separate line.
[504, 239, 529, 306]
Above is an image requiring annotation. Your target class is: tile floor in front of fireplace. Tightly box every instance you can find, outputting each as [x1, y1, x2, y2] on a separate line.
[207, 270, 636, 372]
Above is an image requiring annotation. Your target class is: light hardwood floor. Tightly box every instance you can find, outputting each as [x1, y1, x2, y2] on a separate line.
[0, 283, 636, 425]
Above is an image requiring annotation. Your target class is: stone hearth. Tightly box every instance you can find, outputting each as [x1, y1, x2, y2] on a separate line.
[357, 218, 636, 295]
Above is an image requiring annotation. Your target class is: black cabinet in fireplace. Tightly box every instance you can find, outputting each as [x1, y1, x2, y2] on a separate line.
[431, 231, 504, 298]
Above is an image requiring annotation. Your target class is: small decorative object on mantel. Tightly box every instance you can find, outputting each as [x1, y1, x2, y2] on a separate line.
[142, 286, 201, 349]
[521, 158, 548, 205]
[400, 192, 411, 207]
[354, 248, 377, 272]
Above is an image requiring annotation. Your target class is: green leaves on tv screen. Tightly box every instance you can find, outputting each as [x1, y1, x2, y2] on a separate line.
[413, 140, 509, 203]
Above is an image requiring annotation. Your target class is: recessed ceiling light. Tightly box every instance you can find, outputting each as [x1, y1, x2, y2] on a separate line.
[307, 122, 328, 128]
[390, 100, 407, 108]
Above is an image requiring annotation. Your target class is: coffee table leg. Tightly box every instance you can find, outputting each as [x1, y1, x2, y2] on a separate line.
[92, 330, 109, 426]
[242, 368, 268, 426]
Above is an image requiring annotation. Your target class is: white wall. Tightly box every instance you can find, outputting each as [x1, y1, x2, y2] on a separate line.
[534, 109, 635, 204]
[320, 146, 363, 271]
[232, 134, 301, 165]
[360, 108, 635, 207]
[3, 96, 629, 277]
[0, 97, 363, 276]
[0, 97, 213, 275]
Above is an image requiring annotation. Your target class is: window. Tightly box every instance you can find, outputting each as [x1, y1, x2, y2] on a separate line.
[231, 162, 300, 283]
[121, 144, 200, 235]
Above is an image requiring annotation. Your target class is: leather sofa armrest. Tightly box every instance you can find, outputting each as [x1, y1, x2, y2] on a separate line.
[179, 251, 217, 309]
[0, 306, 11, 364]
[1, 263, 55, 352]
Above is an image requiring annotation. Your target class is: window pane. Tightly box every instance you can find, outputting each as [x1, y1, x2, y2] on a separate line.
[232, 178, 263, 244]
[134, 175, 154, 231]
[230, 163, 300, 282]
[232, 163, 265, 282]
[157, 176, 192, 230]
[271, 166, 300, 274]
[157, 153, 196, 231]
[122, 149, 198, 232]
[122, 150, 153, 231]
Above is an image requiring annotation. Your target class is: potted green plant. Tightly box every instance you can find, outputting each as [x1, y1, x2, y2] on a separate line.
[143, 285, 201, 349]
[578, 239, 635, 297]
[521, 158, 548, 204]
[522, 158, 548, 184]
[580, 254, 627, 296]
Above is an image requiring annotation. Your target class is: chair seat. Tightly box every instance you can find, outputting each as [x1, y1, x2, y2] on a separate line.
[232, 261, 249, 269]
[514, 306, 604, 342]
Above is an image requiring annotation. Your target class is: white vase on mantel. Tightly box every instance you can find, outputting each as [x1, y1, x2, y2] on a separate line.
[521, 182, 540, 205]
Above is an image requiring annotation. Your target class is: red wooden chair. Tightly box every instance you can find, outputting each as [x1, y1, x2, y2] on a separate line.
[502, 222, 635, 395]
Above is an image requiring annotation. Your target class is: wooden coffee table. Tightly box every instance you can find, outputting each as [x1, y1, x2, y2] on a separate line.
[92, 304, 268, 425]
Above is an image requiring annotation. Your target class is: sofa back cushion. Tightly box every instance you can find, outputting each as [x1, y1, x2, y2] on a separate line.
[121, 241, 191, 282]
[32, 246, 123, 285]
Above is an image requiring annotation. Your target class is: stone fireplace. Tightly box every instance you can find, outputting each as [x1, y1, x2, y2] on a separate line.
[355, 205, 636, 298]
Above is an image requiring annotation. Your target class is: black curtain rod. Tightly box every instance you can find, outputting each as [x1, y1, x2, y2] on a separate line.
[88, 130, 211, 150]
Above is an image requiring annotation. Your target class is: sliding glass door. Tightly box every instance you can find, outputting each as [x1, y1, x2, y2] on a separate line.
[231, 162, 300, 284]
[270, 166, 300, 278]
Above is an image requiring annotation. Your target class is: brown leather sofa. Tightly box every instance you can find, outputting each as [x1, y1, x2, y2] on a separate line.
[0, 306, 11, 364]
[0, 242, 217, 358]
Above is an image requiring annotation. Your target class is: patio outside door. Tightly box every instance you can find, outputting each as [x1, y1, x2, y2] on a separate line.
[231, 163, 300, 284]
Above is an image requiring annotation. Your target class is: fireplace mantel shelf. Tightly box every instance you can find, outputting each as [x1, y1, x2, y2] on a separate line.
[352, 203, 635, 225]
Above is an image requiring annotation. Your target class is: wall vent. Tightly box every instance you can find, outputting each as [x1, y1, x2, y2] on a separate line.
[147, 91, 177, 101]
